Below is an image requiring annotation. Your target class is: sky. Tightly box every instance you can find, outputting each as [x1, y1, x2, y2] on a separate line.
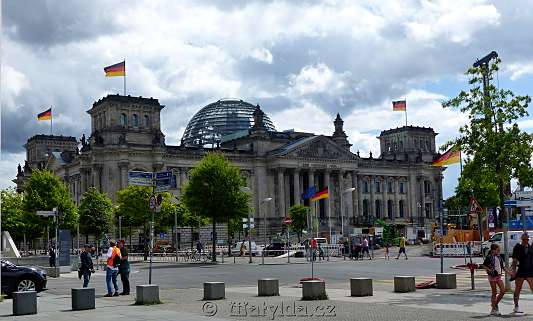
[1, 0, 533, 198]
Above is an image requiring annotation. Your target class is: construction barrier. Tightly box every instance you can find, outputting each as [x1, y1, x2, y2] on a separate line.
[432, 242, 481, 257]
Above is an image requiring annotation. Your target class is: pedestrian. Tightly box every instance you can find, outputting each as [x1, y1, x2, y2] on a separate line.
[343, 239, 350, 259]
[104, 240, 121, 297]
[239, 242, 246, 257]
[482, 243, 512, 316]
[196, 241, 203, 255]
[362, 237, 371, 260]
[510, 232, 533, 314]
[79, 244, 94, 287]
[310, 238, 318, 261]
[385, 242, 390, 260]
[49, 246, 56, 267]
[118, 241, 130, 295]
[318, 242, 325, 260]
[396, 234, 408, 260]
[304, 240, 310, 261]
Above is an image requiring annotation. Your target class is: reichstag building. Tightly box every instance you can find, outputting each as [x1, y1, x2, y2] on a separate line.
[15, 95, 444, 241]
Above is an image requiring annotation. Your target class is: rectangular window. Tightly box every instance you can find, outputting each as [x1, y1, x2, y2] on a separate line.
[399, 182, 405, 193]
[375, 182, 381, 193]
[363, 181, 369, 193]
[388, 181, 393, 193]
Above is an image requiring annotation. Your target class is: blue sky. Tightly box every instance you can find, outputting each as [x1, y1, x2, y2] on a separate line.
[1, 0, 533, 198]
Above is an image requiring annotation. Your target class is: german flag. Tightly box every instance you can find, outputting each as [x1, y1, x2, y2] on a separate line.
[311, 187, 329, 202]
[37, 108, 52, 121]
[392, 100, 406, 111]
[432, 148, 460, 167]
[104, 61, 125, 77]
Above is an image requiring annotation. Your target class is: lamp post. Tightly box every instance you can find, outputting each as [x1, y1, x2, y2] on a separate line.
[340, 187, 356, 237]
[261, 197, 273, 265]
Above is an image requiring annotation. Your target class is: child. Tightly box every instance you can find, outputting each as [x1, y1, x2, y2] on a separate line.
[482, 243, 512, 316]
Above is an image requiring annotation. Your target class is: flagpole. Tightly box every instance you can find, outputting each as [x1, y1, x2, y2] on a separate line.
[404, 99, 408, 126]
[328, 190, 332, 244]
[50, 106, 53, 135]
[123, 59, 126, 96]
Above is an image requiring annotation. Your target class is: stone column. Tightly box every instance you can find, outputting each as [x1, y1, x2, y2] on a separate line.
[357, 174, 363, 219]
[369, 176, 375, 219]
[119, 162, 129, 189]
[408, 173, 417, 219]
[308, 170, 315, 232]
[180, 167, 188, 188]
[394, 177, 400, 218]
[338, 170, 344, 232]
[324, 170, 331, 234]
[174, 168, 181, 191]
[80, 169, 87, 193]
[277, 168, 285, 218]
[293, 169, 300, 205]
[383, 177, 389, 219]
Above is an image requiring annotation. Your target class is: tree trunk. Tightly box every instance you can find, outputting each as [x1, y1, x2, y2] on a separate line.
[212, 218, 217, 262]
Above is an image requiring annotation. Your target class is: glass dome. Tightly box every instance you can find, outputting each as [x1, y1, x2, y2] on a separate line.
[181, 99, 276, 147]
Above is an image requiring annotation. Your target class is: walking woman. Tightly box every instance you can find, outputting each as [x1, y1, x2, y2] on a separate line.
[482, 243, 513, 316]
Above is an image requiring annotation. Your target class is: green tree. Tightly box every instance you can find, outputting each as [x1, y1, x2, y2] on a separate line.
[288, 204, 308, 242]
[23, 169, 78, 236]
[78, 187, 113, 245]
[115, 185, 177, 258]
[1, 189, 31, 241]
[443, 58, 533, 211]
[182, 152, 250, 261]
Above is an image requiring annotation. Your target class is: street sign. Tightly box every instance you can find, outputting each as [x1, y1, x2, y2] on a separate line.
[36, 210, 56, 217]
[155, 171, 175, 192]
[156, 194, 163, 206]
[515, 191, 533, 199]
[242, 218, 254, 222]
[504, 200, 517, 207]
[128, 171, 153, 186]
[283, 217, 293, 225]
[149, 196, 156, 210]
[243, 223, 255, 229]
[159, 232, 167, 239]
[516, 200, 533, 208]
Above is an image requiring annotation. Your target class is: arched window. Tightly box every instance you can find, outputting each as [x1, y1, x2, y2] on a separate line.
[399, 200, 405, 218]
[387, 200, 394, 219]
[375, 200, 381, 218]
[133, 114, 139, 127]
[144, 115, 150, 128]
[363, 181, 369, 193]
[120, 113, 127, 126]
[363, 200, 369, 217]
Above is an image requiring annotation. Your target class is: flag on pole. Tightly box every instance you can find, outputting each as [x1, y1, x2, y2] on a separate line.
[392, 100, 406, 111]
[104, 61, 125, 77]
[301, 186, 317, 200]
[37, 108, 52, 121]
[432, 148, 461, 167]
[310, 187, 329, 202]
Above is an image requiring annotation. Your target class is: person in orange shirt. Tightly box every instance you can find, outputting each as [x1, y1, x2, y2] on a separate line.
[104, 240, 121, 297]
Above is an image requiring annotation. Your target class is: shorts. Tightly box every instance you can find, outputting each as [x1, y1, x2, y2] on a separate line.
[514, 269, 533, 279]
[488, 274, 502, 283]
[399, 247, 406, 254]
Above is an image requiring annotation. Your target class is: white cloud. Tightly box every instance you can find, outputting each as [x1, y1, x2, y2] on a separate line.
[506, 61, 533, 80]
[0, 152, 25, 190]
[288, 63, 351, 97]
[1, 64, 29, 109]
[249, 48, 273, 64]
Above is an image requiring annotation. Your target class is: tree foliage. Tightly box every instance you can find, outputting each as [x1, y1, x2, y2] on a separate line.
[443, 58, 533, 209]
[0, 189, 39, 240]
[182, 152, 250, 261]
[78, 187, 113, 241]
[23, 169, 78, 233]
[288, 204, 308, 242]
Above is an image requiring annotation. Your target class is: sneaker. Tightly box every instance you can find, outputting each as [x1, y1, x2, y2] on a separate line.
[104, 293, 113, 297]
[113, 292, 119, 297]
[513, 306, 523, 313]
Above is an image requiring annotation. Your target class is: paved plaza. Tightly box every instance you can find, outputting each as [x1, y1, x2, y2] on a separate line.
[2, 251, 533, 320]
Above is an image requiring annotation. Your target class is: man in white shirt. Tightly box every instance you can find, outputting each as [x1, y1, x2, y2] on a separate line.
[104, 240, 121, 297]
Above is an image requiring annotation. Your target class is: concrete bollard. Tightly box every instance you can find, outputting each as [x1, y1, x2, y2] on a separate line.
[394, 276, 416, 293]
[350, 278, 373, 297]
[302, 280, 327, 300]
[13, 291, 37, 316]
[436, 273, 457, 289]
[135, 285, 160, 305]
[258, 279, 279, 296]
[71, 288, 95, 310]
[204, 282, 225, 300]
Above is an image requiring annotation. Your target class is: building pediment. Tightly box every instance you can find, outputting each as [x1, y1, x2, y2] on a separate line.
[270, 135, 357, 160]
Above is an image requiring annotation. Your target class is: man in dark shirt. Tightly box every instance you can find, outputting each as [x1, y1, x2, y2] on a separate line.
[79, 244, 95, 288]
[511, 233, 533, 314]
[118, 241, 130, 295]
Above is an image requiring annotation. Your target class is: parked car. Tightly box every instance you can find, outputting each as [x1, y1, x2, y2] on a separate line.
[1, 259, 47, 296]
[230, 241, 258, 256]
[482, 231, 532, 256]
[264, 242, 287, 256]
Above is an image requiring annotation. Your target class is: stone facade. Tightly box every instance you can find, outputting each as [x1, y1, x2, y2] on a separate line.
[16, 94, 444, 241]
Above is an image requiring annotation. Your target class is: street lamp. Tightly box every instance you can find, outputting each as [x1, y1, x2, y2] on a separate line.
[340, 187, 356, 237]
[261, 197, 273, 265]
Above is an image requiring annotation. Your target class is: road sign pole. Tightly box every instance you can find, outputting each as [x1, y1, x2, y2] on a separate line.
[248, 214, 253, 264]
[149, 177, 155, 285]
[55, 210, 59, 268]
[503, 207, 510, 290]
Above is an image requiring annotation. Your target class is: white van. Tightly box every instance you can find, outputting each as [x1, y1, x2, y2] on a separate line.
[482, 231, 533, 256]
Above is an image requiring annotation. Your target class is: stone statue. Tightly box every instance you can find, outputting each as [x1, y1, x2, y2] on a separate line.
[369, 151, 373, 159]
[81, 134, 87, 147]
[17, 163, 22, 174]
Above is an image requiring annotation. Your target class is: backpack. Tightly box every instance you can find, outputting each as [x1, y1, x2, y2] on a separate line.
[112, 249, 121, 267]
